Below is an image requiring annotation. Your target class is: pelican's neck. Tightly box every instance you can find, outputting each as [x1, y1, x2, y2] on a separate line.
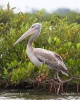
[27, 33, 39, 50]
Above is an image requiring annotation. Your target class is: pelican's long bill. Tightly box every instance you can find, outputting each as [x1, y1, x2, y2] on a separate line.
[13, 27, 37, 45]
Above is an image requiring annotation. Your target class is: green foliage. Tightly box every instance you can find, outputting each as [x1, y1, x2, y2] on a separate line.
[11, 62, 34, 83]
[0, 4, 80, 86]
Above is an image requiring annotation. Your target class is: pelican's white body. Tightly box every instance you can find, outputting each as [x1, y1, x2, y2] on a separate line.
[27, 45, 43, 66]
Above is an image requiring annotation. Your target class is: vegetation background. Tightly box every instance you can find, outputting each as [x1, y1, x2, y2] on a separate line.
[0, 3, 80, 88]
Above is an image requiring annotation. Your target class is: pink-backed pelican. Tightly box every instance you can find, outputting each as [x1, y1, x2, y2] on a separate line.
[14, 23, 68, 81]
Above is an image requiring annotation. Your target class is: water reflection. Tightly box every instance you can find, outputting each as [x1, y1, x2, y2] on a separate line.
[0, 89, 80, 100]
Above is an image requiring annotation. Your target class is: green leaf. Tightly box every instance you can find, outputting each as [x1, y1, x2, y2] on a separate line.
[48, 36, 51, 44]
[67, 41, 72, 47]
[76, 43, 80, 50]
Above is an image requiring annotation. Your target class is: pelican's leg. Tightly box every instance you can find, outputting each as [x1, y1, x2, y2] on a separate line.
[53, 69, 62, 94]
[54, 69, 62, 82]
[54, 69, 57, 79]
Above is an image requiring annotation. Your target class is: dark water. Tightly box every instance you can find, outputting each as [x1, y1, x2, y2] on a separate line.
[0, 89, 80, 100]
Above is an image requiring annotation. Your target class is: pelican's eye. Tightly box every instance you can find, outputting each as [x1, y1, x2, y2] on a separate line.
[31, 26, 34, 28]
[31, 25, 38, 29]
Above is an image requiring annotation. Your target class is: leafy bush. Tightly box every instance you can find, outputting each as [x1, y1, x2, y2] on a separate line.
[0, 4, 80, 86]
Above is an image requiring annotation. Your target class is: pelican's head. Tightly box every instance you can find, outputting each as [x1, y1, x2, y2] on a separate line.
[13, 23, 42, 45]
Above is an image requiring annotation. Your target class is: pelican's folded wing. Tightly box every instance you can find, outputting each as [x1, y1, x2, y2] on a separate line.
[34, 48, 68, 75]
[34, 48, 56, 63]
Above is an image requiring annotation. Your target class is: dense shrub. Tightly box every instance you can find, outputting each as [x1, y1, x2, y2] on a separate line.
[0, 5, 80, 86]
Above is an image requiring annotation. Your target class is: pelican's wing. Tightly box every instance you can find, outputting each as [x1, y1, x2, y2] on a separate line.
[34, 48, 68, 75]
[34, 48, 57, 63]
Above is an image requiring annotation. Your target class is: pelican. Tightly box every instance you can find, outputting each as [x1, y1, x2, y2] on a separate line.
[14, 23, 68, 81]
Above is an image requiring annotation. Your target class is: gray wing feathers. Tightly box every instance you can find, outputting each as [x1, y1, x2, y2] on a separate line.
[34, 48, 68, 74]
[34, 48, 56, 63]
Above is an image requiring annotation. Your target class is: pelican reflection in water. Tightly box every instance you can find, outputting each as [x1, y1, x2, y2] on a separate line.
[14, 23, 68, 81]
